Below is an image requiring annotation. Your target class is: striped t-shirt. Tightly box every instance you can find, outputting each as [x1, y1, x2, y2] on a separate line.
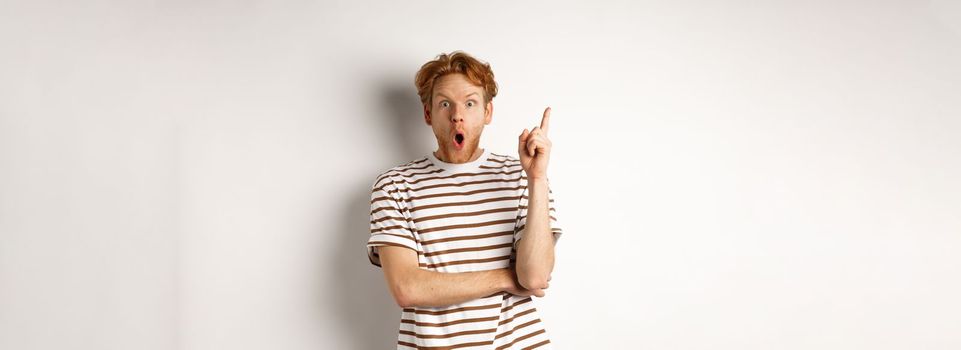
[366, 148, 563, 349]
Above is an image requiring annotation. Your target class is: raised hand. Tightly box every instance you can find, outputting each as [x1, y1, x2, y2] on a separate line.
[518, 107, 552, 180]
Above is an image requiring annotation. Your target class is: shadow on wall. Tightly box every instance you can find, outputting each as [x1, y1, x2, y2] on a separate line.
[325, 76, 427, 349]
[382, 79, 434, 157]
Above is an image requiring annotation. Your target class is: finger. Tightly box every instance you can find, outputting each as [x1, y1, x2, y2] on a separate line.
[519, 129, 530, 155]
[529, 127, 540, 141]
[519, 128, 530, 142]
[527, 138, 550, 157]
[529, 132, 551, 145]
[527, 127, 539, 156]
[540, 107, 551, 135]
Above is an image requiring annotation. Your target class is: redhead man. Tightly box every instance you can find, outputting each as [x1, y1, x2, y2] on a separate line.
[366, 51, 564, 349]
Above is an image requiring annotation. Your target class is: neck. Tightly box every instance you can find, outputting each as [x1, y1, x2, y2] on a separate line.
[434, 147, 484, 164]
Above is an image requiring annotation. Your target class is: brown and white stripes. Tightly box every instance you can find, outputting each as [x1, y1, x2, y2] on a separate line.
[367, 149, 563, 349]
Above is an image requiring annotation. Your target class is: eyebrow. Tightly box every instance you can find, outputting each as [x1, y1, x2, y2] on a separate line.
[434, 92, 480, 100]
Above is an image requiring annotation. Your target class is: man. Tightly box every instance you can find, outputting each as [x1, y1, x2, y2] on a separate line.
[366, 51, 563, 349]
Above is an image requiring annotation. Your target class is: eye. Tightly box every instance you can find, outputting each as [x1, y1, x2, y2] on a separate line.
[440, 101, 450, 108]
[466, 101, 475, 108]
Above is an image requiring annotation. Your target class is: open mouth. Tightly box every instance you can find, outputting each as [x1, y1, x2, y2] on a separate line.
[454, 132, 465, 147]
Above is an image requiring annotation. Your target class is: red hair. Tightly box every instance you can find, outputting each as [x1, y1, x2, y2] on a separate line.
[415, 51, 498, 110]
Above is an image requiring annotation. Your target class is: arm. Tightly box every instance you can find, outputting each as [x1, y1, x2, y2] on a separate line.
[378, 246, 542, 308]
[515, 177, 555, 290]
[514, 107, 557, 291]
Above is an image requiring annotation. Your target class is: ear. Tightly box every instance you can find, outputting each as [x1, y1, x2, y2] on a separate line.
[423, 104, 431, 125]
[484, 101, 493, 125]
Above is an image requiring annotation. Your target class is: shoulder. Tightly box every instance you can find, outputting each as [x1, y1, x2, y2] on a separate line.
[371, 157, 431, 190]
[485, 152, 524, 183]
[487, 152, 521, 168]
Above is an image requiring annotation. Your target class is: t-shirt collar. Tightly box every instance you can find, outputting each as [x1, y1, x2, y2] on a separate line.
[427, 148, 490, 173]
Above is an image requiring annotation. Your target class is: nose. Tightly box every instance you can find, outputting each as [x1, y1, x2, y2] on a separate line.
[450, 104, 464, 123]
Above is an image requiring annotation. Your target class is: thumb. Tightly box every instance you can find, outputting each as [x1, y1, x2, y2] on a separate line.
[518, 129, 530, 148]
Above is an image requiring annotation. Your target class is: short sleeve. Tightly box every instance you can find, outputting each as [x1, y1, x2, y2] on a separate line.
[366, 176, 420, 268]
[513, 179, 563, 250]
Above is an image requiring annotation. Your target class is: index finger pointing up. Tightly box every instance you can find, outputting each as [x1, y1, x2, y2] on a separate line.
[540, 107, 551, 135]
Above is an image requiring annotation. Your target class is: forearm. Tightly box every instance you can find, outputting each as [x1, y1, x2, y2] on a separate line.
[404, 268, 512, 308]
[515, 178, 555, 290]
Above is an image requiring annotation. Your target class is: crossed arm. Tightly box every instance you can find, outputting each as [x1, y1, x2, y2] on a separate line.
[375, 180, 556, 308]
[378, 246, 545, 308]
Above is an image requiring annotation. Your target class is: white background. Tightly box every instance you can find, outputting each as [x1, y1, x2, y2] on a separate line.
[2, 0, 960, 349]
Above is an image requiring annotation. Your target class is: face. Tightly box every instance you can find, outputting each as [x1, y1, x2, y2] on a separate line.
[424, 73, 493, 163]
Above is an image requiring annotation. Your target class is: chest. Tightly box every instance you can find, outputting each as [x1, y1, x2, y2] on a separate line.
[401, 172, 525, 270]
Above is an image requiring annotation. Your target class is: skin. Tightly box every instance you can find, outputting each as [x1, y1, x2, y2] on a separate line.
[378, 72, 556, 309]
[514, 108, 556, 291]
[424, 73, 492, 164]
